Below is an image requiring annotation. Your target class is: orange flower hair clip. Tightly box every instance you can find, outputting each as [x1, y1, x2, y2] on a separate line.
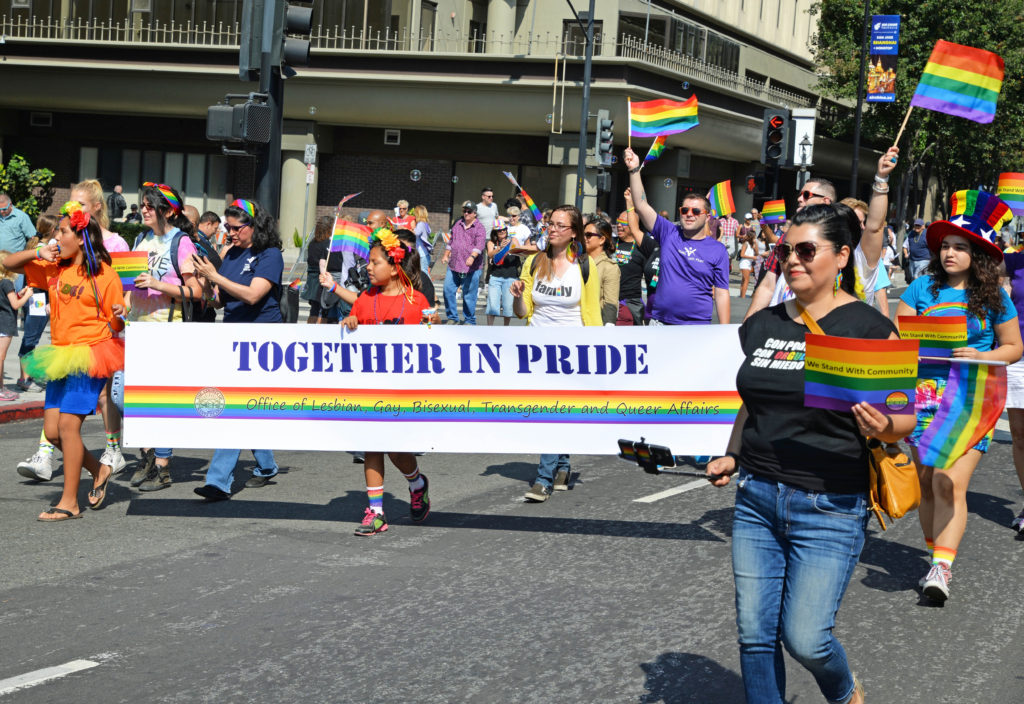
[59, 200, 90, 232]
[372, 227, 407, 263]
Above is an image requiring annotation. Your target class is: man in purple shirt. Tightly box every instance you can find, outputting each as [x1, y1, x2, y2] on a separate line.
[441, 200, 487, 325]
[623, 148, 731, 324]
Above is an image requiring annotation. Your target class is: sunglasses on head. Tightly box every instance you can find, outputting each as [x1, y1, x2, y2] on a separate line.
[679, 207, 705, 216]
[776, 241, 837, 263]
[798, 190, 828, 201]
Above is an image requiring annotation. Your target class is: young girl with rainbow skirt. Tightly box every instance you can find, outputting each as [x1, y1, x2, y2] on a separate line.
[341, 229, 432, 536]
[896, 190, 1023, 602]
[2, 201, 125, 521]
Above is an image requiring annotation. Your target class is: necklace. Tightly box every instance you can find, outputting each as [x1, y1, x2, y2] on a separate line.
[614, 242, 635, 264]
[371, 286, 407, 324]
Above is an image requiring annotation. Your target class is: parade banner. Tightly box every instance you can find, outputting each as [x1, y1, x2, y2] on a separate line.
[866, 15, 900, 103]
[123, 324, 745, 455]
[804, 334, 919, 415]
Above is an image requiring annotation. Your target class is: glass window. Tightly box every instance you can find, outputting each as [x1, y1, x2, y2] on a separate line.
[420, 0, 436, 50]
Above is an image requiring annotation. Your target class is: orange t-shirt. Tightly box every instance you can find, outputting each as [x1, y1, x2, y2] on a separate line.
[23, 259, 124, 347]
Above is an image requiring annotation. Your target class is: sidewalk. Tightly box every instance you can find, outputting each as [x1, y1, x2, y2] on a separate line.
[0, 322, 48, 422]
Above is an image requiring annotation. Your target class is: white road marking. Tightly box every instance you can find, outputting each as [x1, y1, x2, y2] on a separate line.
[634, 479, 709, 503]
[996, 418, 1010, 433]
[0, 660, 99, 696]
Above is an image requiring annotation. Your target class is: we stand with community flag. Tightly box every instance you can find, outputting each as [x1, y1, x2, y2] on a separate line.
[122, 324, 745, 455]
[803, 334, 919, 415]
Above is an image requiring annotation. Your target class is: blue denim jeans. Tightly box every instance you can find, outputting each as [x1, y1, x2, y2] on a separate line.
[485, 276, 515, 317]
[204, 449, 278, 493]
[732, 469, 868, 704]
[443, 268, 482, 325]
[535, 454, 570, 489]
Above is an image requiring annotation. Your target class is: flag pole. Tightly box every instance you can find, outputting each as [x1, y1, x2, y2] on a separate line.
[627, 97, 632, 151]
[893, 104, 914, 148]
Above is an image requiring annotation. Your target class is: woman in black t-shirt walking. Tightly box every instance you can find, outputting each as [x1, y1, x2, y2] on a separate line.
[707, 205, 915, 704]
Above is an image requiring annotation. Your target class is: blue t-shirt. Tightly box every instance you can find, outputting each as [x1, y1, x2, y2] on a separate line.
[646, 215, 730, 324]
[218, 246, 284, 323]
[905, 231, 930, 261]
[900, 275, 1016, 378]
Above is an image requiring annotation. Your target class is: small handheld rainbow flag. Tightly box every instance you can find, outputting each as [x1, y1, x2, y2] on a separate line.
[502, 170, 543, 222]
[330, 219, 371, 259]
[492, 240, 512, 265]
[898, 316, 967, 358]
[909, 40, 1004, 124]
[707, 180, 736, 217]
[804, 334, 919, 415]
[760, 200, 786, 224]
[629, 96, 699, 138]
[110, 251, 149, 291]
[643, 135, 667, 164]
[997, 173, 1024, 216]
[288, 277, 303, 291]
[916, 362, 1007, 468]
[338, 191, 362, 207]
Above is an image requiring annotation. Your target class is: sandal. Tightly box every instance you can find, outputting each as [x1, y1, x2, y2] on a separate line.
[88, 466, 113, 510]
[38, 507, 83, 522]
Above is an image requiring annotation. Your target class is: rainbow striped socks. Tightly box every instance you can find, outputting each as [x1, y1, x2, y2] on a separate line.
[932, 545, 957, 567]
[38, 428, 54, 456]
[105, 430, 121, 452]
[367, 485, 384, 515]
[401, 464, 424, 492]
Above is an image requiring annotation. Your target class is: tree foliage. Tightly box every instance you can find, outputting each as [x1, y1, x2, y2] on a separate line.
[810, 0, 1024, 217]
[0, 154, 55, 220]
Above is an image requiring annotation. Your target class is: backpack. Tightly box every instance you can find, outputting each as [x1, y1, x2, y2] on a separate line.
[529, 252, 590, 284]
[134, 228, 220, 322]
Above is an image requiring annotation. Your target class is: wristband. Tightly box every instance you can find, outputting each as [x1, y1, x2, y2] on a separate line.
[627, 207, 635, 212]
[874, 174, 889, 184]
[35, 245, 44, 260]
[628, 166, 642, 174]
[871, 183, 889, 194]
[329, 281, 338, 294]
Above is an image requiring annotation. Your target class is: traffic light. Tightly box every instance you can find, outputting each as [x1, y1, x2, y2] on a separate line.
[745, 173, 765, 195]
[761, 108, 791, 166]
[206, 101, 272, 144]
[239, 0, 313, 83]
[595, 109, 614, 167]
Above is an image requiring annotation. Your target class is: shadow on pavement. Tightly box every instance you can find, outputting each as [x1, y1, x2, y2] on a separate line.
[637, 651, 745, 704]
[858, 530, 929, 593]
[480, 461, 537, 483]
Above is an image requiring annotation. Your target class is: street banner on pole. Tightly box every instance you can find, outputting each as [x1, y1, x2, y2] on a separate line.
[123, 324, 745, 455]
[866, 15, 900, 103]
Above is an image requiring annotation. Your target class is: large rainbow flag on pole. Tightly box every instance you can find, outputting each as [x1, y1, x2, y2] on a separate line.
[629, 97, 699, 138]
[110, 251, 149, 291]
[909, 40, 1004, 124]
[997, 173, 1024, 216]
[804, 334, 919, 415]
[916, 361, 1008, 468]
[330, 219, 371, 259]
[897, 316, 967, 358]
[707, 180, 736, 217]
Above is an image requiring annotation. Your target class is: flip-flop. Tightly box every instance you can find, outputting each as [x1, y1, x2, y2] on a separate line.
[38, 507, 83, 522]
[88, 467, 112, 510]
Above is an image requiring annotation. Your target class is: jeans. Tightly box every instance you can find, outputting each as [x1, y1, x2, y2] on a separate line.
[204, 449, 278, 493]
[535, 454, 570, 489]
[485, 276, 515, 317]
[909, 258, 930, 281]
[443, 268, 482, 325]
[732, 470, 868, 704]
[418, 246, 431, 279]
[18, 314, 48, 357]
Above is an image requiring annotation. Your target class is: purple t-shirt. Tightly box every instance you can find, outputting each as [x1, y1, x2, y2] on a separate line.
[1003, 251, 1024, 340]
[646, 215, 730, 324]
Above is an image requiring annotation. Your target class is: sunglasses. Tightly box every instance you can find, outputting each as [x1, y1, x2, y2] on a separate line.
[798, 190, 828, 201]
[224, 223, 249, 234]
[584, 232, 603, 239]
[776, 241, 837, 263]
[678, 207, 705, 216]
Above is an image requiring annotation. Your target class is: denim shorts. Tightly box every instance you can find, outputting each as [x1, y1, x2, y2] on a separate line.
[44, 373, 107, 415]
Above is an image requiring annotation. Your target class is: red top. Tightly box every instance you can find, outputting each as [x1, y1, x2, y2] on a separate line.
[351, 287, 428, 325]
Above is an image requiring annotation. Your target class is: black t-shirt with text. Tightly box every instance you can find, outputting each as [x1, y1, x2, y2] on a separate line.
[615, 236, 655, 301]
[736, 301, 897, 494]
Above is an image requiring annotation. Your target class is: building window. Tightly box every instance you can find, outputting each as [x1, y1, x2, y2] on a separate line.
[619, 13, 666, 48]
[562, 18, 602, 56]
[420, 0, 436, 49]
[705, 32, 739, 73]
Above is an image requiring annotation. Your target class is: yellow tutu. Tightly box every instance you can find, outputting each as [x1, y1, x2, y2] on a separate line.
[24, 338, 125, 380]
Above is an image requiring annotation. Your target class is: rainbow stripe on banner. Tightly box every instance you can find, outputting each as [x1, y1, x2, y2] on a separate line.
[629, 97, 699, 138]
[707, 180, 735, 217]
[898, 315, 967, 357]
[804, 334, 919, 415]
[110, 251, 148, 291]
[909, 39, 1004, 124]
[643, 135, 667, 164]
[330, 219, 371, 258]
[997, 172, 1024, 216]
[916, 362, 1007, 469]
[760, 200, 786, 224]
[125, 386, 741, 425]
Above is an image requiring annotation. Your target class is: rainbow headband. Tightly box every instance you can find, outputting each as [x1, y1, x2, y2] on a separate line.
[231, 199, 256, 219]
[142, 182, 182, 214]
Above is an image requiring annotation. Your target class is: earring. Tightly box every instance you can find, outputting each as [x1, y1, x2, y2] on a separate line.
[833, 272, 842, 296]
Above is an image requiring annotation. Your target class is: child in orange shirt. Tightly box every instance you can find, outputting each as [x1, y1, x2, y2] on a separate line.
[2, 201, 125, 521]
[342, 229, 431, 535]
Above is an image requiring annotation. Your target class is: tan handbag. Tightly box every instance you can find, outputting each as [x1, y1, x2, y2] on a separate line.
[796, 304, 920, 530]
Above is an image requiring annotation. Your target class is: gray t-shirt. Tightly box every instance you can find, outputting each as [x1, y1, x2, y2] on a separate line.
[476, 201, 499, 235]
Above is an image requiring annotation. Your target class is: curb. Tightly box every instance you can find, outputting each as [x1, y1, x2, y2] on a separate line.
[0, 400, 45, 424]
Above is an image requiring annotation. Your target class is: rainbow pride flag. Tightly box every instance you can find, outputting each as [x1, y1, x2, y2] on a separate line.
[338, 191, 362, 207]
[997, 173, 1024, 216]
[898, 315, 967, 358]
[916, 362, 1007, 468]
[288, 277, 303, 291]
[493, 240, 512, 265]
[330, 219, 371, 259]
[110, 251, 148, 291]
[760, 200, 786, 224]
[502, 170, 543, 222]
[643, 135, 667, 164]
[629, 97, 699, 138]
[707, 180, 736, 217]
[910, 40, 1004, 124]
[804, 334, 919, 415]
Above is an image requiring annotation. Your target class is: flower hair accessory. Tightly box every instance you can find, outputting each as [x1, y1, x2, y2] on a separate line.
[231, 199, 256, 218]
[59, 200, 91, 232]
[142, 182, 182, 214]
[372, 228, 407, 263]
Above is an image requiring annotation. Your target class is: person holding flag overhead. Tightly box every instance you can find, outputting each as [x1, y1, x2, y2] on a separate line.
[896, 190, 1022, 603]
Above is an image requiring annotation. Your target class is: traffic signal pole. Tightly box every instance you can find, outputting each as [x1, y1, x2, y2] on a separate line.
[572, 0, 595, 212]
[255, 0, 282, 218]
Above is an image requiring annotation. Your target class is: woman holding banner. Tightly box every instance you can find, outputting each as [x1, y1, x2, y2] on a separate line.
[896, 190, 1022, 603]
[189, 199, 284, 501]
[707, 204, 914, 704]
[511, 205, 600, 502]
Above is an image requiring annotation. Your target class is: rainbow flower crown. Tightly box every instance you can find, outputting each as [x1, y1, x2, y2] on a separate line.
[372, 227, 408, 263]
[59, 201, 90, 231]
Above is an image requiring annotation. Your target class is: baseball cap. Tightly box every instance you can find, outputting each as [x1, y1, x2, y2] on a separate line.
[913, 218, 925, 226]
[461, 201, 477, 213]
[744, 212, 753, 220]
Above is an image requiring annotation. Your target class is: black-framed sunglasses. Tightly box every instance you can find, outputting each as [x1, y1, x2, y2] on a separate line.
[584, 232, 603, 239]
[776, 241, 837, 263]
[679, 207, 705, 216]
[798, 189, 827, 201]
[224, 223, 249, 233]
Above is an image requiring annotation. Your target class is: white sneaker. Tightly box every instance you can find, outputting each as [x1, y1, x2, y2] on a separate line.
[99, 446, 127, 473]
[922, 563, 952, 603]
[16, 452, 53, 481]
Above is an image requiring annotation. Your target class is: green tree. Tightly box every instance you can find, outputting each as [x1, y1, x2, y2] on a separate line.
[0, 154, 55, 220]
[810, 0, 1024, 219]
